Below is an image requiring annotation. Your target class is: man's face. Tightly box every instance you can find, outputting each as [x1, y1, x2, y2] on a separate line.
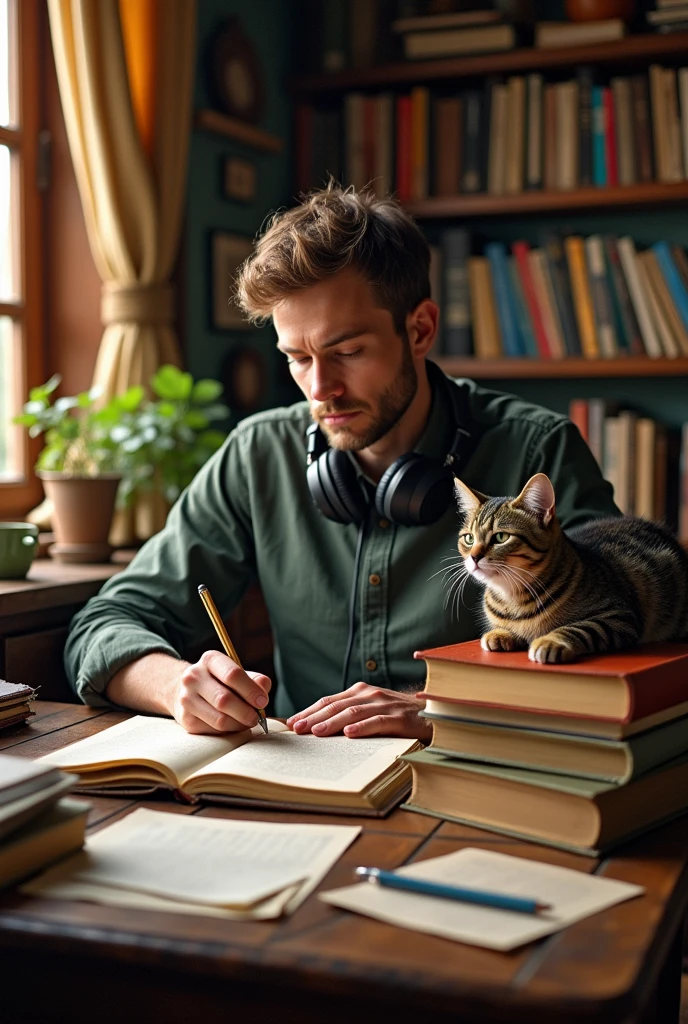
[274, 268, 418, 451]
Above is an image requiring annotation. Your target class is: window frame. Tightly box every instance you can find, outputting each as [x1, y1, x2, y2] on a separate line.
[0, 0, 44, 518]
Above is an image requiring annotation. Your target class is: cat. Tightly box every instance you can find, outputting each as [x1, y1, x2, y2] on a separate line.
[453, 472, 688, 664]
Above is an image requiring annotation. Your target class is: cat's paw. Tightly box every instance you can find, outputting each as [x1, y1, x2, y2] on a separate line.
[529, 632, 580, 664]
[481, 629, 520, 652]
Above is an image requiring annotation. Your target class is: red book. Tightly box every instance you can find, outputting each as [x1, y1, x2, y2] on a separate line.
[414, 639, 688, 724]
[512, 241, 553, 358]
[603, 86, 618, 187]
[568, 398, 589, 443]
[395, 95, 412, 201]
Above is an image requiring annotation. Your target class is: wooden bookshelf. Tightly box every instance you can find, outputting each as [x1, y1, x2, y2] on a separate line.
[405, 181, 688, 219]
[292, 32, 688, 96]
[437, 356, 688, 378]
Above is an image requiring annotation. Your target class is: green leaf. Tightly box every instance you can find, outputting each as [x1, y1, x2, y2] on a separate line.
[29, 374, 61, 402]
[117, 385, 145, 412]
[191, 378, 223, 404]
[152, 364, 193, 401]
[182, 410, 209, 431]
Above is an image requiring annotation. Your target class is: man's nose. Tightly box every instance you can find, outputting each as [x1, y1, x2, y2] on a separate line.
[310, 361, 342, 403]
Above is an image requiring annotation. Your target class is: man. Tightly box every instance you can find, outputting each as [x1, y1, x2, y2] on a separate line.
[66, 186, 619, 741]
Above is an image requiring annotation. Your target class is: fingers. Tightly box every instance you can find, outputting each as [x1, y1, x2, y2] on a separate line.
[287, 682, 372, 732]
[287, 683, 433, 740]
[175, 651, 272, 734]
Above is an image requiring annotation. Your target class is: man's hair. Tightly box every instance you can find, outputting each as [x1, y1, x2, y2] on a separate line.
[235, 184, 431, 334]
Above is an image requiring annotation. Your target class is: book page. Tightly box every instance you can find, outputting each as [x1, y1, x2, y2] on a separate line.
[320, 847, 644, 950]
[23, 807, 360, 912]
[38, 716, 287, 787]
[186, 731, 417, 794]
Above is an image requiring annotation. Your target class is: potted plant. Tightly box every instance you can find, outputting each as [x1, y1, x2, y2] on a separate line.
[14, 366, 229, 563]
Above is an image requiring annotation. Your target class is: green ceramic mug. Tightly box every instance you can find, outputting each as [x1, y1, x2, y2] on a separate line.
[0, 523, 39, 579]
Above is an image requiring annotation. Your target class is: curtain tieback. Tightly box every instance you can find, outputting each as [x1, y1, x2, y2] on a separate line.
[101, 283, 175, 326]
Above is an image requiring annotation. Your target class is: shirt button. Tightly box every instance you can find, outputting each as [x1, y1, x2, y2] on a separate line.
[365, 659, 377, 671]
[378, 518, 390, 529]
[369, 574, 381, 586]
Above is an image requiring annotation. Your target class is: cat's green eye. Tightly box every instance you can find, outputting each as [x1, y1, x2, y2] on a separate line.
[461, 533, 474, 546]
[493, 532, 510, 543]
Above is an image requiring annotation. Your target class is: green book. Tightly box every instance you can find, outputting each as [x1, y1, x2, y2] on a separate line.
[401, 749, 688, 856]
[421, 711, 688, 784]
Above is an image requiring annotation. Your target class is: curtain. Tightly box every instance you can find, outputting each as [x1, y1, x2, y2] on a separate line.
[45, 0, 197, 542]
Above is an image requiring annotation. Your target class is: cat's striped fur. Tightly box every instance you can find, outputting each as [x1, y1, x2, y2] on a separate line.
[454, 473, 688, 664]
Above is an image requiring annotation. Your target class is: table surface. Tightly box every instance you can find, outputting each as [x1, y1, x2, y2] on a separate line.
[0, 702, 686, 1024]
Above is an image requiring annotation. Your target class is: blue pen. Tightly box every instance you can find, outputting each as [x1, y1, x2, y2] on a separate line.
[355, 867, 551, 915]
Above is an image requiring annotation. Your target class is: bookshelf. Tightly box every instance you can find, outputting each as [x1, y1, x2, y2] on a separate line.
[440, 355, 688, 378]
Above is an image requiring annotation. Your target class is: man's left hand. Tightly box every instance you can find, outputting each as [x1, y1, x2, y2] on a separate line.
[286, 681, 431, 740]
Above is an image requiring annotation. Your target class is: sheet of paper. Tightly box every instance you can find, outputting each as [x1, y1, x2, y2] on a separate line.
[37, 716, 280, 783]
[319, 847, 645, 950]
[23, 807, 360, 913]
[188, 730, 416, 794]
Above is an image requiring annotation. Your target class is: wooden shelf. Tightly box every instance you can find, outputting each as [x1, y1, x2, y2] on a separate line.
[405, 181, 688, 218]
[436, 355, 688, 378]
[291, 32, 688, 96]
[195, 109, 283, 154]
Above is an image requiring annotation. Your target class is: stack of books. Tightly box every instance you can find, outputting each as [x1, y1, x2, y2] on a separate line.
[0, 679, 36, 732]
[404, 640, 688, 855]
[391, 7, 516, 60]
[646, 0, 688, 33]
[0, 753, 88, 889]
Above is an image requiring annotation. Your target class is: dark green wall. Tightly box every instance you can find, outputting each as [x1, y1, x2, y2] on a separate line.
[183, 0, 301, 421]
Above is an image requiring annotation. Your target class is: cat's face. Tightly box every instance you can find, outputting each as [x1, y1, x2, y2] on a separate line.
[454, 474, 557, 596]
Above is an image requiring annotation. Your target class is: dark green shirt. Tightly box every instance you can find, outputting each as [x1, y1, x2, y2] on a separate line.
[66, 368, 620, 716]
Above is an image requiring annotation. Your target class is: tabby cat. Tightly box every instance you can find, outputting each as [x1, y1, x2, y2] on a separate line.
[454, 473, 688, 663]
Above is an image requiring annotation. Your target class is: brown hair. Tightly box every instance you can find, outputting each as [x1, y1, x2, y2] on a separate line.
[235, 183, 431, 334]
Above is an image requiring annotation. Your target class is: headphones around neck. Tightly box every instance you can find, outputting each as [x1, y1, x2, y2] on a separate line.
[305, 363, 474, 528]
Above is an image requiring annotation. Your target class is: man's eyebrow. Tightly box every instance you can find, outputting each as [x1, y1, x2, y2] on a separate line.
[277, 330, 366, 355]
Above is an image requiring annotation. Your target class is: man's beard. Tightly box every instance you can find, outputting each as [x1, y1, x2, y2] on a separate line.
[314, 340, 418, 452]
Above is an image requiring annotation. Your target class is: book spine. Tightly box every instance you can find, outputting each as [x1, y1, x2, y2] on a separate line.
[663, 67, 684, 181]
[631, 74, 654, 183]
[635, 417, 657, 520]
[505, 76, 526, 195]
[649, 64, 669, 181]
[395, 94, 412, 201]
[507, 256, 540, 357]
[616, 237, 664, 357]
[652, 241, 688, 335]
[373, 93, 394, 197]
[433, 96, 462, 196]
[525, 73, 543, 190]
[487, 82, 508, 196]
[679, 68, 688, 183]
[532, 249, 567, 357]
[585, 234, 619, 357]
[569, 398, 590, 442]
[542, 233, 583, 356]
[543, 83, 557, 190]
[611, 77, 636, 185]
[345, 93, 366, 190]
[512, 241, 552, 358]
[468, 256, 503, 359]
[577, 66, 594, 187]
[442, 228, 472, 355]
[410, 86, 430, 201]
[564, 236, 600, 358]
[603, 86, 618, 187]
[603, 234, 645, 356]
[461, 90, 483, 193]
[591, 86, 607, 186]
[485, 242, 523, 356]
[637, 251, 681, 357]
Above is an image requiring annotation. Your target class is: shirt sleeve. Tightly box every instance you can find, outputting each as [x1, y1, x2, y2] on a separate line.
[530, 419, 621, 530]
[64, 428, 257, 707]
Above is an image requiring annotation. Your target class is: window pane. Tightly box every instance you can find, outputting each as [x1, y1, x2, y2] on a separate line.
[0, 0, 16, 128]
[0, 144, 19, 301]
[0, 315, 21, 480]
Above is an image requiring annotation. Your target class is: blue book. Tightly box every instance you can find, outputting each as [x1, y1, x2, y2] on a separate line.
[652, 241, 688, 333]
[507, 256, 539, 358]
[591, 86, 606, 187]
[485, 242, 523, 357]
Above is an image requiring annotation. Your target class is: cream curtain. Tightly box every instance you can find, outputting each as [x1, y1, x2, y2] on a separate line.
[45, 0, 197, 541]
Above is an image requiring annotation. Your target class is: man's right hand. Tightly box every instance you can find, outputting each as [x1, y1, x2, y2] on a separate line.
[173, 650, 271, 734]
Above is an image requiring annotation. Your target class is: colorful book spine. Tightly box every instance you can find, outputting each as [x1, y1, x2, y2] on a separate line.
[591, 86, 607, 187]
[585, 235, 619, 357]
[485, 243, 523, 356]
[651, 241, 688, 334]
[577, 66, 594, 187]
[565, 236, 600, 358]
[542, 233, 582, 356]
[507, 256, 539, 357]
[512, 241, 552, 358]
[603, 235, 645, 356]
[603, 86, 618, 187]
[442, 228, 472, 356]
[395, 95, 412, 201]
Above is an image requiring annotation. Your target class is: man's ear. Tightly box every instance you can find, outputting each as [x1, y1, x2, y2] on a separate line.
[454, 478, 487, 521]
[512, 473, 556, 525]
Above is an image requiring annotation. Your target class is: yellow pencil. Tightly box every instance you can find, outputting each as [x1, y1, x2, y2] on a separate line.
[197, 583, 269, 735]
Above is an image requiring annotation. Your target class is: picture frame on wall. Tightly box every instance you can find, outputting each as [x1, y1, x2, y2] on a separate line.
[223, 156, 258, 204]
[211, 232, 254, 330]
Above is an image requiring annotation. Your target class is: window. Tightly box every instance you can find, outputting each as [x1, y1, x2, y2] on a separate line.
[0, 0, 43, 516]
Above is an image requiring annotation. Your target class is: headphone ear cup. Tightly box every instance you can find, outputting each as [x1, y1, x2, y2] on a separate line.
[375, 453, 454, 526]
[307, 448, 369, 525]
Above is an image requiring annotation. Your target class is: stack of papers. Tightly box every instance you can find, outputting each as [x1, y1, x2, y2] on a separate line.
[320, 847, 645, 950]
[23, 808, 360, 920]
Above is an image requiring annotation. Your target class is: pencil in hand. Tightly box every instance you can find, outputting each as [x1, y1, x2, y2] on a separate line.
[197, 584, 269, 735]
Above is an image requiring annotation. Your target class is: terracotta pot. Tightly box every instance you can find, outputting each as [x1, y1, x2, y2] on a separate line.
[565, 0, 635, 21]
[37, 472, 122, 564]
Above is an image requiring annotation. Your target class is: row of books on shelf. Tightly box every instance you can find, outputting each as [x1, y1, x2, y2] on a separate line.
[567, 401, 688, 540]
[430, 229, 688, 361]
[296, 63, 688, 202]
[406, 640, 688, 855]
[299, 0, 644, 73]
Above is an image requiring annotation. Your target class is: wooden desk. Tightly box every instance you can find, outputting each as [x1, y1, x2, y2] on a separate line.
[0, 703, 685, 1024]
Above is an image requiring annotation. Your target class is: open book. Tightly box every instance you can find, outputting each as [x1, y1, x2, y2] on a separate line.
[38, 716, 419, 817]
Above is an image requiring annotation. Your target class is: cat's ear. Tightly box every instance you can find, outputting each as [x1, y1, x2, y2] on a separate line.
[512, 473, 556, 525]
[454, 477, 487, 520]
